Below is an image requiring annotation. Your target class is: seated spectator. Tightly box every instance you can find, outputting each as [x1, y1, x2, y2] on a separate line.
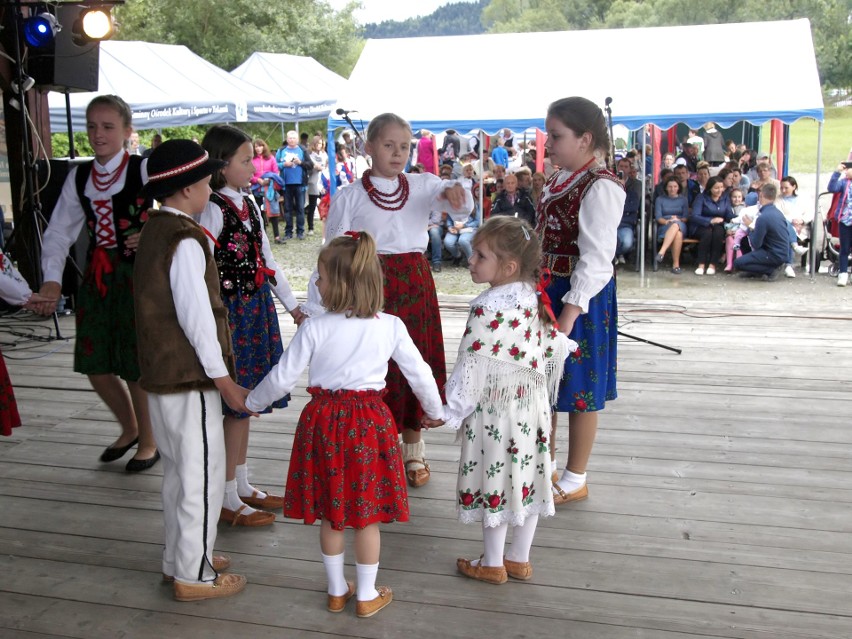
[689, 176, 734, 275]
[686, 129, 704, 159]
[730, 165, 750, 193]
[490, 173, 536, 227]
[746, 161, 780, 205]
[777, 175, 813, 248]
[724, 188, 750, 272]
[515, 167, 532, 192]
[734, 184, 789, 278]
[724, 139, 738, 162]
[443, 208, 479, 267]
[654, 175, 690, 273]
[661, 152, 675, 174]
[696, 161, 711, 192]
[747, 152, 777, 182]
[615, 157, 642, 263]
[673, 163, 700, 207]
[652, 168, 674, 202]
[677, 142, 699, 174]
[530, 171, 546, 207]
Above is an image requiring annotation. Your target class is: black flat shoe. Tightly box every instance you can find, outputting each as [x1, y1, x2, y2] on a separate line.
[126, 451, 160, 473]
[100, 437, 139, 462]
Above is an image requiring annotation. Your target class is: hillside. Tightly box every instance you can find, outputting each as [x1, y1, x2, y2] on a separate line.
[363, 0, 487, 39]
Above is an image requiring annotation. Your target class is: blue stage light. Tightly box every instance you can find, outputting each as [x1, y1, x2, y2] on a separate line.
[23, 12, 59, 49]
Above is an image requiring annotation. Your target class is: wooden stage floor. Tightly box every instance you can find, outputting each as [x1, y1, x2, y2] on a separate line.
[0, 297, 850, 638]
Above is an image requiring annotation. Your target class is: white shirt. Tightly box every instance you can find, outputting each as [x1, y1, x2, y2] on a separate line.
[246, 312, 443, 415]
[0, 250, 33, 306]
[541, 171, 624, 314]
[305, 172, 474, 315]
[41, 154, 149, 283]
[160, 206, 230, 380]
[198, 186, 298, 312]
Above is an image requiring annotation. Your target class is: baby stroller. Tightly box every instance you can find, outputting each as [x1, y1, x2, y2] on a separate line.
[818, 190, 852, 276]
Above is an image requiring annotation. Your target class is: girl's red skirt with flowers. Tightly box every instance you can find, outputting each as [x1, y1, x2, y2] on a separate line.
[378, 252, 446, 432]
[284, 388, 409, 531]
[0, 350, 21, 436]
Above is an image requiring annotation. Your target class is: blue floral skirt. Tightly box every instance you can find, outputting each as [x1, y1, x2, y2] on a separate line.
[223, 284, 288, 418]
[546, 276, 617, 413]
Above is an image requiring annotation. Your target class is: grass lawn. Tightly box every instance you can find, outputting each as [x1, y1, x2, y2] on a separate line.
[769, 106, 852, 174]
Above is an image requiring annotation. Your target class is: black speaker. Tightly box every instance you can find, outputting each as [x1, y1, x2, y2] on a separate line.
[28, 5, 100, 92]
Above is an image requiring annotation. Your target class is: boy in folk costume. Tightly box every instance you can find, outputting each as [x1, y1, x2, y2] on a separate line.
[134, 140, 253, 601]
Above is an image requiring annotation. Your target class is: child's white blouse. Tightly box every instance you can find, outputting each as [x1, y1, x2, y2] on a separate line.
[246, 312, 443, 416]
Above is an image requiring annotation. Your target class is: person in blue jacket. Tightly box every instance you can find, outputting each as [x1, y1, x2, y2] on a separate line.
[688, 176, 733, 275]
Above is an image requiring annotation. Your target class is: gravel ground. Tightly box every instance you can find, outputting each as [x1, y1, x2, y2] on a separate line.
[271, 218, 849, 312]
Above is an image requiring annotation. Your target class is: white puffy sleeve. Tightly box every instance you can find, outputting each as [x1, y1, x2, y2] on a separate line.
[563, 179, 624, 313]
[389, 317, 443, 419]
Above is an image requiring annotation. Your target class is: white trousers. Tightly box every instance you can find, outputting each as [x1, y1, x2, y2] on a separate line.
[149, 389, 225, 584]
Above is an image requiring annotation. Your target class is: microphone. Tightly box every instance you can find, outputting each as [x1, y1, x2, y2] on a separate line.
[336, 108, 357, 116]
[335, 108, 364, 145]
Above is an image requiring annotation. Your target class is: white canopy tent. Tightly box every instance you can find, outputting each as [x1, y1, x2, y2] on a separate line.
[231, 52, 346, 121]
[328, 19, 825, 276]
[48, 41, 305, 131]
[328, 19, 823, 133]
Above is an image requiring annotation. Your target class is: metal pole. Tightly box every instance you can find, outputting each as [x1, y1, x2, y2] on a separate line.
[811, 120, 823, 279]
[640, 125, 647, 281]
[478, 130, 484, 224]
[65, 91, 75, 159]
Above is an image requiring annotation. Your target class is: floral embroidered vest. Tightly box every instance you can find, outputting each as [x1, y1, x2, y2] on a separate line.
[537, 168, 620, 277]
[210, 192, 270, 296]
[74, 155, 151, 263]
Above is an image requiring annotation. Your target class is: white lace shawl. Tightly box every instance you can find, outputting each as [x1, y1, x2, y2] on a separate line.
[443, 282, 573, 431]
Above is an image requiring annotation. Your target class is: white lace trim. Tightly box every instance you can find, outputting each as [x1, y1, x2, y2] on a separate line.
[469, 282, 536, 312]
[457, 500, 556, 527]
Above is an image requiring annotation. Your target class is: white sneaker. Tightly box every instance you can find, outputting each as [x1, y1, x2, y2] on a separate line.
[838, 273, 849, 287]
[616, 255, 626, 265]
[784, 265, 796, 278]
[793, 244, 808, 256]
[307, 230, 314, 236]
[706, 264, 716, 275]
[694, 266, 705, 275]
[818, 264, 829, 274]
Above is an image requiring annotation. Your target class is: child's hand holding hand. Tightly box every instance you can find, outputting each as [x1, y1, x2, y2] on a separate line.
[291, 307, 307, 326]
[421, 416, 444, 429]
[215, 376, 259, 417]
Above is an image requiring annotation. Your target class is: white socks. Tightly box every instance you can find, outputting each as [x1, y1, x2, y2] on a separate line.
[223, 479, 259, 514]
[322, 552, 349, 597]
[556, 469, 587, 494]
[235, 463, 267, 500]
[480, 521, 509, 567]
[356, 562, 379, 601]
[402, 440, 426, 471]
[550, 458, 560, 477]
[506, 514, 539, 563]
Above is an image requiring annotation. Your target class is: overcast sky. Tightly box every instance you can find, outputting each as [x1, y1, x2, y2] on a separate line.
[326, 0, 479, 25]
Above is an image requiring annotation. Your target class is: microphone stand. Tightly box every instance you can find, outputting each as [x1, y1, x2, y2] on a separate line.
[604, 97, 682, 355]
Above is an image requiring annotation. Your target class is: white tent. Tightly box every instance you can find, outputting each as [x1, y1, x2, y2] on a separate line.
[231, 52, 346, 121]
[48, 41, 304, 131]
[328, 19, 823, 134]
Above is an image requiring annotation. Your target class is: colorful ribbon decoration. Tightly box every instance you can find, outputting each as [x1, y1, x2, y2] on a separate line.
[90, 246, 114, 298]
[344, 230, 361, 240]
[536, 267, 559, 330]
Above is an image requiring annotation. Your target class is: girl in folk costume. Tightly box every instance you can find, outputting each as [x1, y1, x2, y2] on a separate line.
[308, 113, 473, 488]
[247, 232, 443, 618]
[0, 250, 52, 435]
[424, 216, 572, 584]
[538, 97, 624, 505]
[32, 95, 159, 472]
[199, 125, 305, 527]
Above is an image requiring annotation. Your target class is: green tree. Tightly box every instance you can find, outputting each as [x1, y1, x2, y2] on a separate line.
[113, 0, 362, 76]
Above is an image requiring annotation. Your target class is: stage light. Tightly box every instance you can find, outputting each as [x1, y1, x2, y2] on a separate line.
[23, 12, 60, 49]
[73, 8, 115, 44]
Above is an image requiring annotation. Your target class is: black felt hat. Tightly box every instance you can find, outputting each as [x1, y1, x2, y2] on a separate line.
[139, 139, 226, 199]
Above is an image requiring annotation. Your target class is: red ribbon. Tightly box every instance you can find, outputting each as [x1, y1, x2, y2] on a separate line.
[201, 226, 221, 249]
[536, 268, 559, 330]
[254, 265, 276, 288]
[90, 246, 114, 298]
[344, 230, 360, 240]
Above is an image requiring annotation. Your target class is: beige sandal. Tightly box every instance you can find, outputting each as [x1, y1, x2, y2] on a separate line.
[404, 457, 431, 487]
[552, 482, 589, 506]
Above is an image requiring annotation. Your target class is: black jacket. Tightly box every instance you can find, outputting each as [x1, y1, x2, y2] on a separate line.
[491, 189, 536, 227]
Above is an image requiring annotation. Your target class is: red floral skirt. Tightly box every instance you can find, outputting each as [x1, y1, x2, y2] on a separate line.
[378, 252, 446, 432]
[0, 349, 21, 436]
[283, 388, 409, 530]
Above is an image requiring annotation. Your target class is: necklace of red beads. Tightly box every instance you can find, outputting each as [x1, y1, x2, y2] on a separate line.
[92, 152, 130, 192]
[224, 194, 251, 221]
[545, 157, 597, 196]
[361, 169, 410, 211]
